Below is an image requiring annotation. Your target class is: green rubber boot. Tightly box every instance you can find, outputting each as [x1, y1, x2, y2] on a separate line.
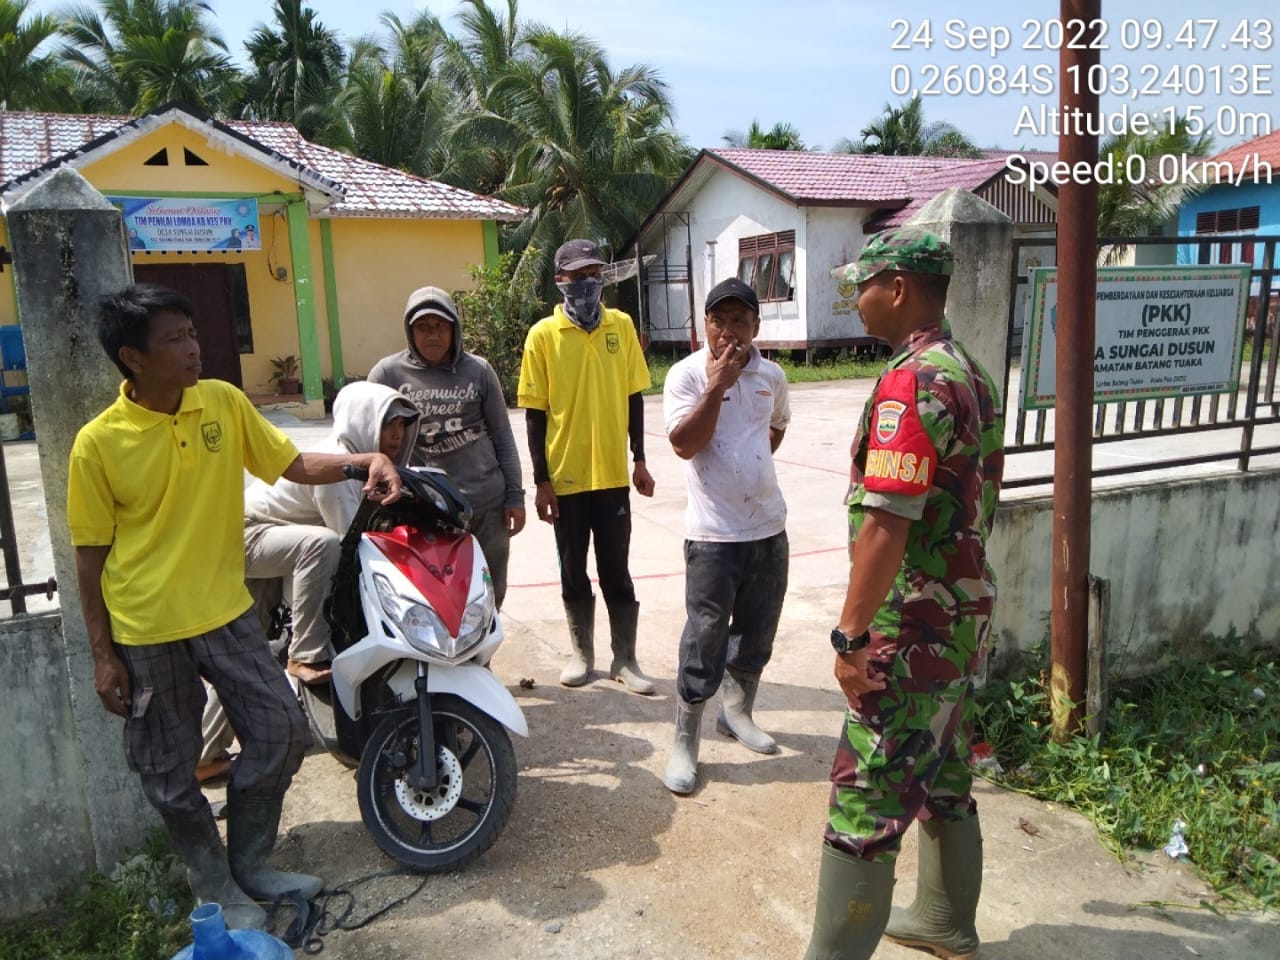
[884, 815, 983, 959]
[803, 843, 896, 960]
[560, 598, 595, 687]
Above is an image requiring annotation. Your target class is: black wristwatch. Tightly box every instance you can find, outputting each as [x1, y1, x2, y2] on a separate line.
[831, 627, 871, 654]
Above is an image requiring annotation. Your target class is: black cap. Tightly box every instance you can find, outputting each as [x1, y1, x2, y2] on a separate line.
[554, 239, 607, 272]
[705, 277, 759, 314]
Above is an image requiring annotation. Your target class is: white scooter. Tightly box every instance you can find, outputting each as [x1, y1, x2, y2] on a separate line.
[294, 465, 527, 873]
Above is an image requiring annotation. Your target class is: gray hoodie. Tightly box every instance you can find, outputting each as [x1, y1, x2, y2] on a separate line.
[367, 287, 523, 515]
[244, 380, 421, 533]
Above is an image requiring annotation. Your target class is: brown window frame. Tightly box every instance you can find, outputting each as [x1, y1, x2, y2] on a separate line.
[737, 230, 796, 304]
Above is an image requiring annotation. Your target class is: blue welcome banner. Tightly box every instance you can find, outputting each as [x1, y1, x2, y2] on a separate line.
[109, 196, 261, 252]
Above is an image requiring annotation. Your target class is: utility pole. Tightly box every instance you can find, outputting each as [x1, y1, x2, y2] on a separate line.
[1051, 0, 1101, 738]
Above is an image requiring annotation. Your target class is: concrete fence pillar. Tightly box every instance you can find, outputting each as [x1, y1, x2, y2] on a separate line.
[6, 168, 157, 872]
[908, 188, 1014, 394]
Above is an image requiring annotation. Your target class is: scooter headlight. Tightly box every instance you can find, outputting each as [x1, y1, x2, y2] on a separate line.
[455, 579, 496, 657]
[373, 572, 488, 661]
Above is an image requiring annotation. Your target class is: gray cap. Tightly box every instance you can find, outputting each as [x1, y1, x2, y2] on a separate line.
[403, 285, 459, 326]
[555, 239, 607, 272]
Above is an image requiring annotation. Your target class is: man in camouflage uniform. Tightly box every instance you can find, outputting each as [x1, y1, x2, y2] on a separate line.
[804, 228, 1004, 960]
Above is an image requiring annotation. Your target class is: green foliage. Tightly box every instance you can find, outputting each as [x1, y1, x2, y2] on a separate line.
[838, 95, 982, 158]
[975, 649, 1280, 907]
[268, 353, 299, 382]
[722, 120, 807, 151]
[0, 833, 192, 960]
[453, 248, 545, 403]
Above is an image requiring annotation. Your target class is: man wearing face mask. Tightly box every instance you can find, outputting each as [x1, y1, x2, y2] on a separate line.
[518, 239, 656, 693]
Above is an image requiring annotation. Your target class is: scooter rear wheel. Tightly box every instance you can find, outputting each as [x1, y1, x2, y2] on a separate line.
[356, 694, 517, 872]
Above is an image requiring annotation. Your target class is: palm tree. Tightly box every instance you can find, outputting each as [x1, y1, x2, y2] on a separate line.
[480, 26, 689, 287]
[721, 120, 806, 151]
[1097, 116, 1214, 264]
[840, 95, 982, 158]
[0, 0, 77, 109]
[58, 0, 238, 115]
[239, 0, 345, 141]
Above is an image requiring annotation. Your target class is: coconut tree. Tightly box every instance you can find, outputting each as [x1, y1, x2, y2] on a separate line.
[0, 0, 77, 109]
[239, 0, 345, 141]
[722, 120, 806, 151]
[481, 26, 690, 286]
[840, 95, 982, 158]
[1097, 115, 1214, 264]
[58, 0, 238, 115]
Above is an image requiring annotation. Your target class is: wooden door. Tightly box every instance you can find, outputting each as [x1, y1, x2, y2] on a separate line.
[132, 263, 243, 387]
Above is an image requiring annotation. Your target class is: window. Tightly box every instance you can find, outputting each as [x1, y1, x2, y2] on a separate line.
[1195, 206, 1261, 234]
[737, 230, 796, 303]
[1195, 206, 1260, 265]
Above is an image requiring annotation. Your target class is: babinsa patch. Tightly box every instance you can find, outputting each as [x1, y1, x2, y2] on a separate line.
[606, 332, 620, 353]
[874, 400, 906, 443]
[201, 420, 223, 452]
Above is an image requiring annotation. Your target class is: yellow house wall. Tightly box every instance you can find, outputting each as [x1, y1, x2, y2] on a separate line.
[0, 220, 15, 328]
[3, 121, 490, 395]
[328, 218, 486, 379]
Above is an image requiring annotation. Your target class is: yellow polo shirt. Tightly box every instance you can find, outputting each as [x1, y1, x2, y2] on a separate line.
[67, 379, 299, 645]
[517, 305, 650, 496]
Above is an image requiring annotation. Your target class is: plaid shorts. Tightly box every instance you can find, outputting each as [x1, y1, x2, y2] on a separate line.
[117, 609, 308, 815]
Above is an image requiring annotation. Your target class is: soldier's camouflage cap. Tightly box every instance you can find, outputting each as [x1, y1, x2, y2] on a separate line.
[832, 227, 955, 285]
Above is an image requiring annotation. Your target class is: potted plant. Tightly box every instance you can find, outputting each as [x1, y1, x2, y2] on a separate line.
[269, 355, 301, 395]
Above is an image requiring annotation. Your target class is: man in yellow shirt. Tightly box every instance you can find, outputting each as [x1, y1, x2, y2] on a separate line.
[67, 285, 401, 930]
[518, 240, 656, 693]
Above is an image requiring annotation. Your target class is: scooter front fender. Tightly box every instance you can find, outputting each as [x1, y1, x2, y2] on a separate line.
[385, 661, 528, 738]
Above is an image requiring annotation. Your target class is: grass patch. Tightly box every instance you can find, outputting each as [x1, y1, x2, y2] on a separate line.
[976, 649, 1280, 908]
[646, 349, 883, 395]
[0, 833, 192, 960]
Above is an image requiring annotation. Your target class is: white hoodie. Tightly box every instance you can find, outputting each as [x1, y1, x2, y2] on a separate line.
[244, 381, 421, 533]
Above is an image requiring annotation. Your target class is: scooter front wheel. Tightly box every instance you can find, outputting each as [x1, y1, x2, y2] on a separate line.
[356, 694, 517, 872]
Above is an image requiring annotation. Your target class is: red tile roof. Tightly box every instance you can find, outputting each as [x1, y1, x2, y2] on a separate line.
[0, 109, 524, 222]
[708, 148, 1001, 205]
[1207, 130, 1280, 181]
[871, 158, 1012, 228]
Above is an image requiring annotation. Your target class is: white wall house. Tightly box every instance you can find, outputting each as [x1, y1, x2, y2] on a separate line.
[628, 148, 1058, 351]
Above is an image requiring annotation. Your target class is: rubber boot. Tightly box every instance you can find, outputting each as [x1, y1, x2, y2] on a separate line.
[803, 843, 896, 960]
[663, 699, 704, 795]
[606, 599, 654, 695]
[560, 598, 595, 687]
[164, 812, 267, 930]
[226, 795, 323, 902]
[715, 670, 778, 754]
[884, 815, 983, 959]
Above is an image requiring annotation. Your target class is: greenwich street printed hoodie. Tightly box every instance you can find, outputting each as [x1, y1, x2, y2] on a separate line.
[244, 380, 421, 533]
[366, 296, 523, 516]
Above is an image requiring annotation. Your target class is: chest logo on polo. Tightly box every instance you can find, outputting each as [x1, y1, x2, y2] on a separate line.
[874, 400, 907, 443]
[201, 420, 223, 452]
[606, 332, 620, 353]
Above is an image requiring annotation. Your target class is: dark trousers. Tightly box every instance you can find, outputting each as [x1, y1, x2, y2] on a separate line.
[117, 609, 308, 819]
[553, 487, 636, 605]
[677, 531, 789, 704]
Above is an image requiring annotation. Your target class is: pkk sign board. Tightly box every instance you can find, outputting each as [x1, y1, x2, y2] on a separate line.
[109, 196, 261, 252]
[1020, 265, 1250, 410]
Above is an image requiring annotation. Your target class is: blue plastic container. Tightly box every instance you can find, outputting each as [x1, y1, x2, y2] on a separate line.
[169, 903, 293, 960]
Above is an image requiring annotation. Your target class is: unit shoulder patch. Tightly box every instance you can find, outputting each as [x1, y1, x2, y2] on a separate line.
[863, 369, 935, 495]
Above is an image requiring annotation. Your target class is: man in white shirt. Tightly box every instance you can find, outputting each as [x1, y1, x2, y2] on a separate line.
[661, 277, 791, 794]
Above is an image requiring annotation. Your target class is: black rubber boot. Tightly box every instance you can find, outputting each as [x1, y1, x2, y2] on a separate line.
[164, 811, 266, 930]
[803, 842, 896, 960]
[560, 598, 595, 686]
[662, 699, 704, 795]
[715, 670, 778, 754]
[884, 815, 983, 959]
[226, 795, 323, 902]
[606, 599, 654, 695]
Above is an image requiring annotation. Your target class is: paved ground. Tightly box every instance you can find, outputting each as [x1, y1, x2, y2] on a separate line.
[4, 381, 1276, 958]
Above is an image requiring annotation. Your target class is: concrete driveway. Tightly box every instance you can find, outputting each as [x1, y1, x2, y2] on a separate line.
[4, 381, 1276, 957]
